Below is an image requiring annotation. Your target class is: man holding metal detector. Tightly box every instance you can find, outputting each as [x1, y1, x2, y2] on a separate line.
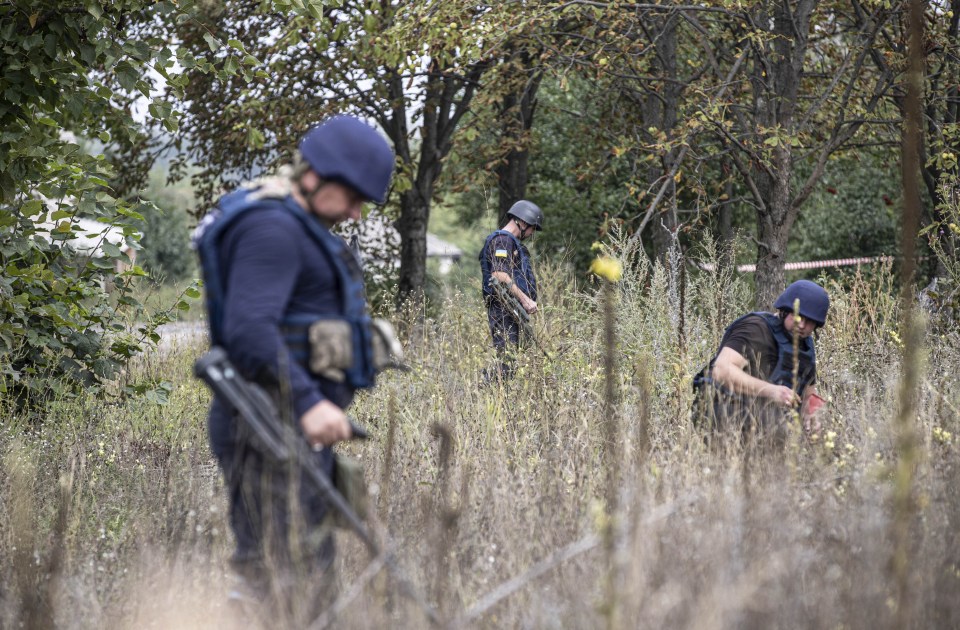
[192, 116, 412, 625]
[479, 200, 544, 380]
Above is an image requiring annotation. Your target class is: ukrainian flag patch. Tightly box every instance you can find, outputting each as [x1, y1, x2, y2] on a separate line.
[495, 249, 508, 258]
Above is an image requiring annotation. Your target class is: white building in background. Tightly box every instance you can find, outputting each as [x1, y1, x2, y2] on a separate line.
[425, 232, 463, 274]
[341, 211, 463, 274]
[26, 130, 141, 274]
[33, 195, 140, 275]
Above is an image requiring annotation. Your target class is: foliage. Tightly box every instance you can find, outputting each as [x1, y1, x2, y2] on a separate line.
[0, 1, 236, 408]
[442, 1, 912, 292]
[137, 169, 196, 284]
[789, 153, 900, 265]
[447, 75, 630, 277]
[158, 1, 530, 303]
[921, 173, 960, 317]
[527, 77, 638, 275]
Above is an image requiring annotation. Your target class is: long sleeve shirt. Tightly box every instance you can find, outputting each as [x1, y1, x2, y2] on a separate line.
[207, 199, 353, 457]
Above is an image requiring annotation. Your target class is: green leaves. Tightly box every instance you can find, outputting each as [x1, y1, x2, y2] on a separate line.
[85, 0, 104, 20]
[21, 199, 43, 217]
[0, 0, 218, 412]
[203, 32, 220, 52]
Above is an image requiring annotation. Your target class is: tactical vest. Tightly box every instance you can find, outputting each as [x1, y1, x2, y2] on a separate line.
[194, 188, 377, 389]
[693, 312, 816, 396]
[479, 230, 538, 302]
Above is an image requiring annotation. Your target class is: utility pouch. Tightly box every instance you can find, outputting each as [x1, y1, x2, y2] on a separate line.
[332, 453, 368, 529]
[308, 317, 405, 381]
[370, 318, 405, 370]
[308, 320, 353, 382]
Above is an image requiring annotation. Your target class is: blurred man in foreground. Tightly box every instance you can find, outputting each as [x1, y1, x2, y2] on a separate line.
[194, 115, 394, 625]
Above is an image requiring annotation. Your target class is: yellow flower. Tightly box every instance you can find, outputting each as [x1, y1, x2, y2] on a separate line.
[933, 426, 953, 445]
[590, 256, 623, 282]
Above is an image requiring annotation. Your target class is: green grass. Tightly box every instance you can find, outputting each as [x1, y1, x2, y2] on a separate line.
[129, 277, 206, 323]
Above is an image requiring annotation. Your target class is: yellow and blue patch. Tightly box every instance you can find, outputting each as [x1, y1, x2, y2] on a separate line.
[495, 248, 508, 258]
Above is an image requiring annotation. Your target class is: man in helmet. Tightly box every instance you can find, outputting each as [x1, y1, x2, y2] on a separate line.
[195, 115, 394, 623]
[479, 200, 543, 379]
[692, 280, 830, 442]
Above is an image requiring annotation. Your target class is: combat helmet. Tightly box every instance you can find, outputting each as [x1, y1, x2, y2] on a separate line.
[298, 116, 394, 204]
[774, 280, 830, 325]
[506, 200, 544, 231]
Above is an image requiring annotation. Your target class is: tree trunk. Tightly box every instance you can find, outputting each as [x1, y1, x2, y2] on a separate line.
[923, 0, 960, 278]
[396, 186, 430, 304]
[496, 52, 542, 223]
[754, 220, 790, 311]
[387, 53, 488, 308]
[396, 76, 442, 306]
[754, 149, 796, 310]
[644, 15, 680, 264]
[747, 0, 814, 309]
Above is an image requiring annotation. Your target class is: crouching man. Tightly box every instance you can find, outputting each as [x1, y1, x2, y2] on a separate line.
[693, 280, 830, 443]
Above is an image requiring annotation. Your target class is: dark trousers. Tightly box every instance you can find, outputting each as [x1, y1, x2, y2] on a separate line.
[486, 302, 521, 350]
[486, 302, 522, 379]
[217, 441, 336, 624]
[693, 384, 792, 445]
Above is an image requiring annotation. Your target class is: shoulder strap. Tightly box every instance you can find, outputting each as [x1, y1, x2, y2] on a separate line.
[493, 229, 522, 251]
[283, 200, 368, 320]
[279, 202, 375, 388]
[479, 229, 521, 258]
[196, 189, 290, 346]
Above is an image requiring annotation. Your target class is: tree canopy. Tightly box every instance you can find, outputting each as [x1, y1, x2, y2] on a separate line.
[0, 1, 240, 405]
[2, 0, 958, 401]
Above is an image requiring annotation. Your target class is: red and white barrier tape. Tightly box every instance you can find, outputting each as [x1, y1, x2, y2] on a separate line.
[699, 255, 896, 273]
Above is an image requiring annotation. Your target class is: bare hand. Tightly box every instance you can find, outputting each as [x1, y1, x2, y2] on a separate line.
[523, 299, 538, 315]
[300, 400, 352, 448]
[803, 412, 822, 435]
[764, 384, 801, 408]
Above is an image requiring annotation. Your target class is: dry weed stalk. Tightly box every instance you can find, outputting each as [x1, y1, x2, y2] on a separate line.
[429, 421, 460, 619]
[379, 388, 398, 524]
[891, 0, 926, 624]
[600, 278, 621, 630]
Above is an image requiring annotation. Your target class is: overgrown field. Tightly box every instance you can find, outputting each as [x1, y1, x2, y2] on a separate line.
[2, 251, 959, 629]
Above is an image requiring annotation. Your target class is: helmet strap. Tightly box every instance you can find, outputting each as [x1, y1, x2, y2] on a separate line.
[298, 174, 328, 204]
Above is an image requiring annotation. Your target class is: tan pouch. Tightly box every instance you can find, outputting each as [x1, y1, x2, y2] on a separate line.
[308, 320, 352, 381]
[332, 453, 368, 528]
[308, 318, 405, 380]
[370, 318, 405, 370]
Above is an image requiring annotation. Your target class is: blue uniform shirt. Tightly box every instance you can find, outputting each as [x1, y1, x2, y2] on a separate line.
[207, 202, 353, 458]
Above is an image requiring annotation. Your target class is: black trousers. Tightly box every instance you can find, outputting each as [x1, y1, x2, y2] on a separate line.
[486, 301, 521, 350]
[693, 384, 792, 444]
[485, 302, 523, 379]
[217, 440, 336, 621]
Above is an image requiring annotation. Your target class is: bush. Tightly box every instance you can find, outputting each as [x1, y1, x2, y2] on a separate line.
[138, 170, 197, 284]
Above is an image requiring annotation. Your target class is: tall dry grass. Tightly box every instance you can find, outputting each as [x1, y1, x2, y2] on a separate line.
[1, 242, 959, 629]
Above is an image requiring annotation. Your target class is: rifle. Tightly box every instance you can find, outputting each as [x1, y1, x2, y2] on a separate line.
[488, 277, 551, 359]
[193, 347, 439, 626]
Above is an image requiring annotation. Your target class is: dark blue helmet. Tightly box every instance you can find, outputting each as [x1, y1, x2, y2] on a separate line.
[299, 116, 394, 204]
[507, 200, 544, 231]
[774, 280, 830, 325]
